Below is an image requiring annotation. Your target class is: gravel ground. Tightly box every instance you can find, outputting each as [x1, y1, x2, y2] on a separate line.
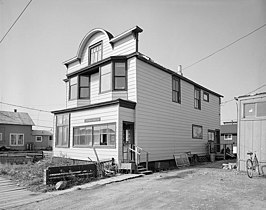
[12, 160, 266, 210]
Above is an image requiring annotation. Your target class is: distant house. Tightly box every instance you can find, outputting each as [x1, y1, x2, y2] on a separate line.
[0, 110, 53, 151]
[220, 122, 237, 153]
[0, 110, 35, 150]
[52, 26, 223, 170]
[236, 92, 266, 171]
[32, 130, 53, 150]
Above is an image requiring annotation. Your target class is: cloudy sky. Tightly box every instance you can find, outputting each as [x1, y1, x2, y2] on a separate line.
[1, 0, 266, 130]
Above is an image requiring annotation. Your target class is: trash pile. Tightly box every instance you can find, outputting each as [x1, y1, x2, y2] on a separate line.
[222, 163, 237, 170]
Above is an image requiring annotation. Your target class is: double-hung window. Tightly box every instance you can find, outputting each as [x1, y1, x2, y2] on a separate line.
[79, 75, 90, 99]
[10, 133, 24, 146]
[114, 62, 127, 90]
[208, 130, 215, 141]
[69, 77, 78, 100]
[194, 87, 201, 110]
[56, 114, 70, 147]
[89, 42, 102, 64]
[172, 76, 181, 103]
[100, 63, 112, 93]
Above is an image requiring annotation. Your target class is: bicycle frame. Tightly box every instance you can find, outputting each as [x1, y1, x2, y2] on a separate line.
[246, 152, 261, 178]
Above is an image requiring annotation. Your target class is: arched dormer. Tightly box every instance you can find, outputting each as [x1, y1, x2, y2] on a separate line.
[77, 28, 113, 60]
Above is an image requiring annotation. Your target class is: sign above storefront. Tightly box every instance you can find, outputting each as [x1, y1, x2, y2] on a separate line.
[84, 117, 101, 123]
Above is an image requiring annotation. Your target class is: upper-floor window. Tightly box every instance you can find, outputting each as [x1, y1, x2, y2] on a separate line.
[203, 91, 209, 102]
[100, 63, 112, 93]
[79, 75, 90, 99]
[69, 76, 78, 100]
[89, 42, 102, 64]
[194, 87, 201, 110]
[172, 76, 181, 103]
[56, 114, 70, 147]
[114, 62, 127, 90]
[243, 102, 266, 118]
[10, 133, 24, 146]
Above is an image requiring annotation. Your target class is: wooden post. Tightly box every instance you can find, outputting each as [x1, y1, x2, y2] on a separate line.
[223, 144, 226, 160]
[43, 169, 49, 185]
[146, 152, 149, 170]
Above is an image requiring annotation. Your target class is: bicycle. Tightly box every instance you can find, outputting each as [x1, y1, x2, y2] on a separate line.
[246, 152, 263, 178]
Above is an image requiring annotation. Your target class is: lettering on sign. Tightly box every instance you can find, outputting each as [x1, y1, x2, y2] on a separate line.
[84, 118, 101, 123]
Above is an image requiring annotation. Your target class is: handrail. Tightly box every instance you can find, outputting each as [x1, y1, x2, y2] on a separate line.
[129, 144, 149, 170]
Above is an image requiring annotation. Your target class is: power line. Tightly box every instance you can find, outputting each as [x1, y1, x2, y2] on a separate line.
[183, 23, 266, 71]
[0, 101, 51, 113]
[0, 0, 33, 45]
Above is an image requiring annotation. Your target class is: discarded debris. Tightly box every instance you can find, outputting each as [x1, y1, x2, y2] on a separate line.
[55, 181, 68, 190]
[222, 163, 237, 170]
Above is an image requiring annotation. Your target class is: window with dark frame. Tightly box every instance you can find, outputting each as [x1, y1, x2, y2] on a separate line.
[89, 42, 102, 64]
[79, 75, 90, 99]
[10, 133, 24, 146]
[69, 77, 78, 100]
[224, 134, 232, 140]
[73, 123, 116, 147]
[55, 114, 70, 147]
[194, 87, 201, 109]
[192, 125, 203, 139]
[203, 92, 209, 102]
[172, 76, 181, 103]
[114, 62, 127, 90]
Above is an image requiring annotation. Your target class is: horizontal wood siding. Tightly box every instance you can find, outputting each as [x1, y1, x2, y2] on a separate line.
[53, 104, 119, 162]
[118, 107, 135, 161]
[127, 57, 137, 102]
[111, 35, 136, 56]
[136, 59, 221, 162]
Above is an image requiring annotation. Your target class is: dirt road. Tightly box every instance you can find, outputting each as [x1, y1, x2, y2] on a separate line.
[12, 164, 266, 210]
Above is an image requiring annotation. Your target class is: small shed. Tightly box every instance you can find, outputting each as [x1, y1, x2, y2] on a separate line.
[32, 130, 53, 150]
[236, 92, 266, 171]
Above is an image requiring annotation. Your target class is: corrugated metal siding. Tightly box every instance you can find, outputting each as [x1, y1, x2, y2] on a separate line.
[53, 104, 119, 161]
[135, 59, 221, 162]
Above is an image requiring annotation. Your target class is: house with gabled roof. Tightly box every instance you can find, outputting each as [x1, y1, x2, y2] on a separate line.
[52, 26, 223, 171]
[0, 110, 35, 150]
[0, 110, 53, 151]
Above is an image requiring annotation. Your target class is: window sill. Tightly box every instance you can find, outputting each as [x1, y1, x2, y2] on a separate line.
[55, 146, 70, 148]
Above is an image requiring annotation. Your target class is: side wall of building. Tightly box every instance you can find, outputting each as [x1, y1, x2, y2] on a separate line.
[135, 59, 221, 162]
[0, 125, 32, 150]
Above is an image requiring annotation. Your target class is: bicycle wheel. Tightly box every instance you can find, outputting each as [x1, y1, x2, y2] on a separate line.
[246, 159, 253, 178]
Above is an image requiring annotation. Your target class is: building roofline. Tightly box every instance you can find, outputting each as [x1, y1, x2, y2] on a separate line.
[52, 99, 136, 114]
[109, 26, 143, 44]
[237, 92, 266, 100]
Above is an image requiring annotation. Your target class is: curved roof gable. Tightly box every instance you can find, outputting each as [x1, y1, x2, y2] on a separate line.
[77, 28, 113, 59]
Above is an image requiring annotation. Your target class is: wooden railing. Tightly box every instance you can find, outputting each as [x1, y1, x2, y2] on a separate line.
[128, 144, 149, 170]
[207, 142, 235, 160]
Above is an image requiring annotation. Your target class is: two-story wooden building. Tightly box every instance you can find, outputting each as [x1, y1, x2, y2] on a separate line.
[52, 26, 223, 170]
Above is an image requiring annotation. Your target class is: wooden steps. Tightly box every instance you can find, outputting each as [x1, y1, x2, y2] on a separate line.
[137, 165, 153, 175]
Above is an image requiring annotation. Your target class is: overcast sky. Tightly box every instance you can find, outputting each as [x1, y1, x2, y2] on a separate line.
[1, 0, 266, 130]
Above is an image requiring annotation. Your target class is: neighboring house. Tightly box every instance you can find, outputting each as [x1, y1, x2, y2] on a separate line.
[52, 26, 222, 169]
[0, 110, 35, 150]
[236, 92, 266, 171]
[220, 122, 237, 154]
[32, 130, 53, 150]
[0, 110, 53, 151]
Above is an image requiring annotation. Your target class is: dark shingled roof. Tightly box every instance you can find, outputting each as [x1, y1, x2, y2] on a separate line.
[0, 111, 35, 126]
[220, 124, 237, 134]
[32, 130, 53, 136]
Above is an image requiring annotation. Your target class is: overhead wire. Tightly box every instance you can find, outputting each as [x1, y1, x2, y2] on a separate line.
[0, 0, 33, 45]
[182, 23, 266, 71]
[0, 101, 51, 113]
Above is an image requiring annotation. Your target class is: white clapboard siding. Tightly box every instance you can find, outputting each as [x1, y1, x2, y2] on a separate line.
[117, 107, 135, 161]
[127, 57, 137, 102]
[111, 34, 136, 56]
[53, 104, 119, 161]
[135, 59, 220, 162]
